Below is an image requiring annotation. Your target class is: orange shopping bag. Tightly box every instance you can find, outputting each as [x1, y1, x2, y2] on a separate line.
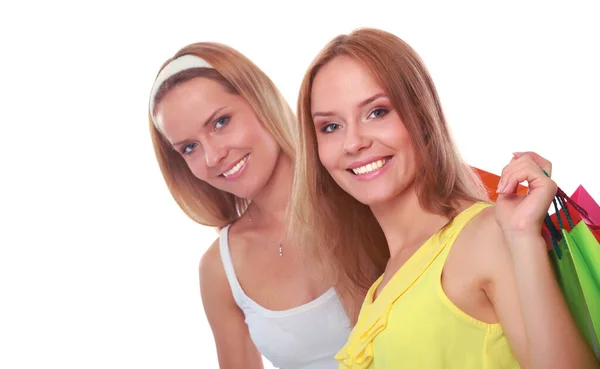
[472, 166, 527, 201]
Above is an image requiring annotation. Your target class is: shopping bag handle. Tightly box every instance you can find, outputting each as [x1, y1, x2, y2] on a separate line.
[541, 169, 598, 259]
[542, 170, 575, 259]
[556, 187, 596, 226]
[545, 198, 565, 259]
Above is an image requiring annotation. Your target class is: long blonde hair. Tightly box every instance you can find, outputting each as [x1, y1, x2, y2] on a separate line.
[149, 42, 296, 228]
[291, 28, 489, 322]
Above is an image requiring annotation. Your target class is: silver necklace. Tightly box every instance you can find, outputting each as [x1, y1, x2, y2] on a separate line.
[247, 210, 284, 257]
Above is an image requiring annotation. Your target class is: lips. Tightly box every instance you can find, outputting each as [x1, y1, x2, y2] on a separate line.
[347, 156, 392, 175]
[220, 154, 249, 177]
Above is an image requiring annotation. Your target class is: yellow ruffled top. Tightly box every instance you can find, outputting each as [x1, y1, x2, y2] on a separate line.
[335, 202, 520, 369]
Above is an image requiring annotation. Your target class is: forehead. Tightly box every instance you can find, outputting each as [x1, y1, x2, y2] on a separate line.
[158, 77, 232, 117]
[154, 77, 235, 141]
[311, 56, 383, 111]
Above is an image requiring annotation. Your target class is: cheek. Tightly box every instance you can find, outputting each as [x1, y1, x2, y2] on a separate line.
[385, 121, 413, 152]
[316, 138, 338, 172]
[399, 133, 416, 160]
[249, 122, 280, 153]
[185, 156, 209, 180]
[387, 128, 418, 176]
[256, 132, 280, 157]
[247, 121, 275, 146]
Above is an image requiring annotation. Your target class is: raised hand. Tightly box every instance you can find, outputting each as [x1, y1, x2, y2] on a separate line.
[495, 152, 557, 238]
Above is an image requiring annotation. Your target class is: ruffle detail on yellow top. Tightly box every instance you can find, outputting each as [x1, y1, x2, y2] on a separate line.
[334, 301, 393, 368]
[334, 239, 439, 369]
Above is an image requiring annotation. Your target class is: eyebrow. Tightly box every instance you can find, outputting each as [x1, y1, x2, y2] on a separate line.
[171, 106, 227, 148]
[312, 92, 388, 119]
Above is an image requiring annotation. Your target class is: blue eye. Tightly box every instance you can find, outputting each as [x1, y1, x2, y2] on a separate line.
[214, 115, 231, 130]
[321, 123, 340, 133]
[181, 143, 197, 155]
[368, 108, 388, 119]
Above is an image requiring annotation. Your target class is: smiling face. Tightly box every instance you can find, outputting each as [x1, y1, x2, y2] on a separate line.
[154, 77, 282, 199]
[310, 56, 418, 206]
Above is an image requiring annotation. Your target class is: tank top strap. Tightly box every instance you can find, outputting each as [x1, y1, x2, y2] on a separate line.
[218, 224, 245, 306]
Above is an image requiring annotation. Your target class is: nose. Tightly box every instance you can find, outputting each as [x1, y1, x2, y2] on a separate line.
[203, 141, 227, 167]
[343, 124, 371, 155]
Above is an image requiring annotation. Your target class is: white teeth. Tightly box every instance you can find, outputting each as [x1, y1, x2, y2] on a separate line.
[351, 159, 387, 175]
[222, 155, 248, 177]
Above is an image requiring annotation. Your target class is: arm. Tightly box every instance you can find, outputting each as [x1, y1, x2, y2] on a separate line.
[478, 214, 598, 369]
[486, 153, 599, 369]
[507, 233, 597, 369]
[199, 239, 264, 369]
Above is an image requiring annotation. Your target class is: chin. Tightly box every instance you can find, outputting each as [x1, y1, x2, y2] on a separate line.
[231, 179, 269, 200]
[354, 193, 396, 206]
[338, 171, 415, 208]
[339, 185, 396, 207]
[230, 187, 260, 200]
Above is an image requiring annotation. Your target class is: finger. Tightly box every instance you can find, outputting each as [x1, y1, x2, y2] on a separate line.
[498, 156, 540, 193]
[500, 171, 527, 195]
[498, 156, 528, 193]
[512, 151, 552, 177]
[498, 160, 555, 194]
[498, 163, 522, 194]
[498, 154, 532, 192]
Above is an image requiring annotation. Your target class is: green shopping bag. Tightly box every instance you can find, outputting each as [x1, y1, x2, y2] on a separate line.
[546, 192, 600, 359]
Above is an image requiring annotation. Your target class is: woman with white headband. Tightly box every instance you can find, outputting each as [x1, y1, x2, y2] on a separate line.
[148, 41, 553, 369]
[147, 42, 367, 369]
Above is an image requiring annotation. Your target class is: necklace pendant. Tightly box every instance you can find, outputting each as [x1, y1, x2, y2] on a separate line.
[279, 243, 283, 257]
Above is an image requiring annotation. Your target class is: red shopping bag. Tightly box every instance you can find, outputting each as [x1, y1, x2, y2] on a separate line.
[548, 187, 600, 243]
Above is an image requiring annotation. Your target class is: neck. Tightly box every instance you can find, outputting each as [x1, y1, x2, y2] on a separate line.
[370, 184, 449, 259]
[246, 153, 293, 228]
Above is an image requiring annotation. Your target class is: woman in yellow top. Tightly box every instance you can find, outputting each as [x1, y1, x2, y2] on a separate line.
[289, 28, 599, 368]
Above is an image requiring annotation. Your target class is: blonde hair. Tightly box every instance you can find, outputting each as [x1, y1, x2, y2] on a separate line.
[149, 42, 296, 228]
[291, 28, 489, 322]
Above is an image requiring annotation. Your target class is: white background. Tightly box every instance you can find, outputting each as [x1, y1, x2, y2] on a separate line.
[1, 1, 598, 368]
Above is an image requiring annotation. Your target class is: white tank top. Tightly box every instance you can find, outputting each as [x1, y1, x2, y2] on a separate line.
[219, 224, 352, 369]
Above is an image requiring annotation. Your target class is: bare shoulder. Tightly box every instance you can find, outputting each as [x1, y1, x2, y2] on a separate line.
[199, 236, 231, 301]
[457, 204, 512, 278]
[198, 235, 264, 368]
[199, 234, 236, 317]
[461, 204, 506, 248]
[200, 237, 223, 278]
[198, 235, 241, 326]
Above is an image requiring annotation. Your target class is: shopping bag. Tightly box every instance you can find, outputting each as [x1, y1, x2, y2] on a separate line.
[546, 194, 600, 359]
[472, 166, 527, 202]
[548, 187, 600, 243]
[475, 164, 600, 356]
[472, 166, 600, 244]
[571, 185, 600, 226]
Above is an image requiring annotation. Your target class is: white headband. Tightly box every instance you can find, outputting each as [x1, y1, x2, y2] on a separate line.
[149, 54, 214, 124]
